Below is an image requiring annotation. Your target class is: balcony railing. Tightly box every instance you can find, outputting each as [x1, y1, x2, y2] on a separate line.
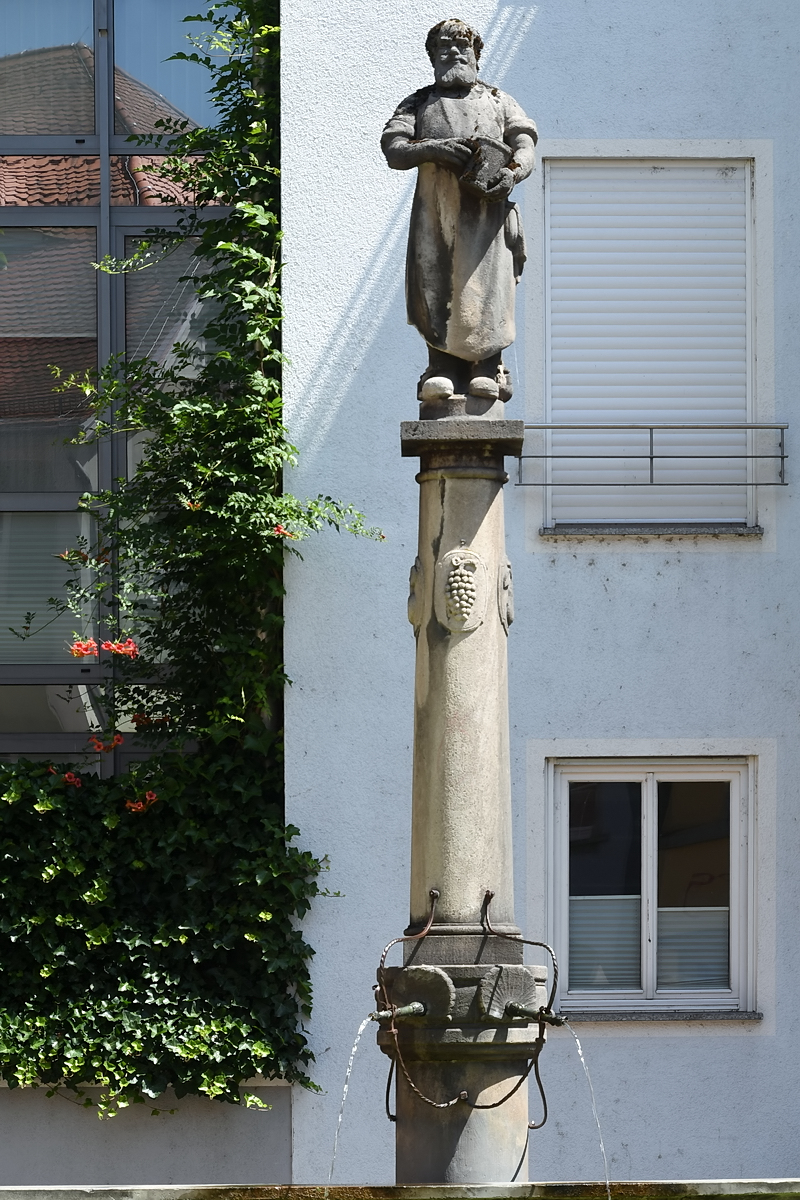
[516, 423, 788, 488]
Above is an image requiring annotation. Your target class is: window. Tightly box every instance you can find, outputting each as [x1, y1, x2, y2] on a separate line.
[550, 760, 755, 1013]
[534, 158, 782, 529]
[0, 0, 217, 769]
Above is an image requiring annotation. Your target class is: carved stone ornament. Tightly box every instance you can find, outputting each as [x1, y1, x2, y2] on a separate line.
[408, 556, 424, 635]
[381, 964, 456, 1023]
[478, 964, 538, 1022]
[497, 557, 514, 634]
[434, 545, 488, 634]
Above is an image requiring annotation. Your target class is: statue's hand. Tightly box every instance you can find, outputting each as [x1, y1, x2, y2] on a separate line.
[481, 167, 516, 203]
[423, 138, 474, 170]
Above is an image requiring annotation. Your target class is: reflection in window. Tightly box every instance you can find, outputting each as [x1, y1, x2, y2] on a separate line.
[0, 685, 101, 733]
[0, 227, 97, 491]
[569, 781, 642, 990]
[0, 512, 93, 663]
[126, 238, 206, 362]
[0, 157, 100, 207]
[0, 0, 95, 135]
[111, 155, 200, 206]
[115, 0, 220, 132]
[657, 781, 730, 990]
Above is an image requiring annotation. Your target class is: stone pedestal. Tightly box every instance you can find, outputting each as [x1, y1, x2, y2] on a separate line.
[377, 418, 543, 1185]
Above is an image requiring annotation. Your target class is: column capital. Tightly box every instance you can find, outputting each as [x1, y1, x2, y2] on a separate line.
[400, 419, 525, 458]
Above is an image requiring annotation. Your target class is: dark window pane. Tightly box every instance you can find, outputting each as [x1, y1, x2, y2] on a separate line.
[0, 2, 94, 135]
[115, 1, 221, 134]
[569, 781, 641, 990]
[0, 512, 93, 664]
[657, 781, 730, 989]
[0, 227, 97, 489]
[569, 781, 641, 896]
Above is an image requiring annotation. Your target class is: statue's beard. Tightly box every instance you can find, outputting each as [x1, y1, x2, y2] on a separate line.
[436, 62, 477, 89]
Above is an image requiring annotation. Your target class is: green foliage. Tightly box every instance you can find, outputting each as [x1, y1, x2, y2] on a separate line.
[0, 1, 370, 1111]
[0, 753, 319, 1114]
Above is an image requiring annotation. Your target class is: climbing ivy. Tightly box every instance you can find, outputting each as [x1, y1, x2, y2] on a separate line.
[0, 1, 373, 1114]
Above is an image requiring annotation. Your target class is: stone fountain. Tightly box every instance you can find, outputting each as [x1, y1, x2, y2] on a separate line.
[372, 17, 557, 1184]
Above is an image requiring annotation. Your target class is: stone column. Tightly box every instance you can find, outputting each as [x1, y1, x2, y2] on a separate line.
[377, 418, 545, 1185]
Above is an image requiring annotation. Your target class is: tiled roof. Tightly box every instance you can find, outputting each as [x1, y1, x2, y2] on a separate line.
[0, 43, 196, 138]
[0, 338, 95, 418]
[114, 65, 197, 136]
[0, 228, 96, 338]
[0, 43, 95, 136]
[0, 154, 195, 206]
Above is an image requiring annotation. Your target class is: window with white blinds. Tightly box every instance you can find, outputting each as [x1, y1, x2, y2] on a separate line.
[552, 761, 754, 1013]
[545, 159, 751, 524]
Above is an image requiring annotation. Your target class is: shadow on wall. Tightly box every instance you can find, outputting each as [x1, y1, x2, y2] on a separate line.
[289, 4, 539, 466]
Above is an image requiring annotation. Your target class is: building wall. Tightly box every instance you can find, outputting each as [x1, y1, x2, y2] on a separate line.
[0, 1085, 290, 1185]
[283, 0, 800, 1184]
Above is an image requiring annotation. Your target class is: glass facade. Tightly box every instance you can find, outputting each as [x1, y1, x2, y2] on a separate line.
[0, 0, 214, 768]
[0, 1, 95, 135]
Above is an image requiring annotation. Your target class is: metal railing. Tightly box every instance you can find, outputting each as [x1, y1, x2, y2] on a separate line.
[517, 423, 788, 487]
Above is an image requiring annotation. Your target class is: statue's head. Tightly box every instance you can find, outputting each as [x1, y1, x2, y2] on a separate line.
[426, 19, 483, 90]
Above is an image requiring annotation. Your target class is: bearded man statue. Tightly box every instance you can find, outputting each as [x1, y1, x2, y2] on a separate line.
[382, 18, 537, 409]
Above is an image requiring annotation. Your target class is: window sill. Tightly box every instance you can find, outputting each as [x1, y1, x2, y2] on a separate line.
[539, 524, 763, 538]
[562, 1010, 763, 1022]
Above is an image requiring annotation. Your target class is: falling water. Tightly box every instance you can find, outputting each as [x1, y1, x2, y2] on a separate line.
[564, 1022, 612, 1200]
[326, 1014, 374, 1192]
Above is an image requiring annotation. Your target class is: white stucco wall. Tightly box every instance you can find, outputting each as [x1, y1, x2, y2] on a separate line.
[282, 0, 800, 1184]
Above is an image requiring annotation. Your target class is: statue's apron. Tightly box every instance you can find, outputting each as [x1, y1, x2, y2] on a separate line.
[406, 86, 526, 362]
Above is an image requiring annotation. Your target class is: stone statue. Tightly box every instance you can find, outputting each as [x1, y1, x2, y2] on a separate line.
[382, 18, 537, 408]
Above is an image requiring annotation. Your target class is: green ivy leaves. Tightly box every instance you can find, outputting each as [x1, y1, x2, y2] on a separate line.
[0, 753, 320, 1115]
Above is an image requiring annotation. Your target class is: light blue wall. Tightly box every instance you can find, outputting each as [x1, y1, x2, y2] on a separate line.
[283, 0, 800, 1184]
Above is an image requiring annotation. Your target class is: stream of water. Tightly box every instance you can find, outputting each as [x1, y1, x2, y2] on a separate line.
[564, 1022, 612, 1200]
[326, 1014, 373, 1192]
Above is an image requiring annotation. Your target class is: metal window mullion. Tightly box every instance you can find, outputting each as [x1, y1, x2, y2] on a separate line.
[642, 772, 657, 1000]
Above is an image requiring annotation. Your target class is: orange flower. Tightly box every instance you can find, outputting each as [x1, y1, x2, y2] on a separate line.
[88, 733, 124, 754]
[273, 524, 297, 539]
[63, 772, 82, 788]
[69, 639, 98, 658]
[126, 790, 158, 813]
[100, 638, 138, 659]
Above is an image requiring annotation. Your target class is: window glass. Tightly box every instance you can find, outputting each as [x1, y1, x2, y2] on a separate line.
[0, 1, 95, 135]
[125, 238, 206, 477]
[657, 780, 730, 990]
[0, 157, 100, 207]
[0, 684, 101, 733]
[111, 155, 200, 206]
[569, 781, 641, 990]
[0, 512, 93, 663]
[114, 0, 221, 134]
[0, 227, 97, 491]
[0, 752, 98, 769]
[125, 237, 205, 362]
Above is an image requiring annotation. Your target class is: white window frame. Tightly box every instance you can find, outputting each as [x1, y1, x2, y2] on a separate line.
[523, 139, 776, 535]
[549, 757, 756, 1013]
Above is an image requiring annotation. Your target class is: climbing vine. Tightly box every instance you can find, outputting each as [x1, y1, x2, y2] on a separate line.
[0, 1, 372, 1114]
